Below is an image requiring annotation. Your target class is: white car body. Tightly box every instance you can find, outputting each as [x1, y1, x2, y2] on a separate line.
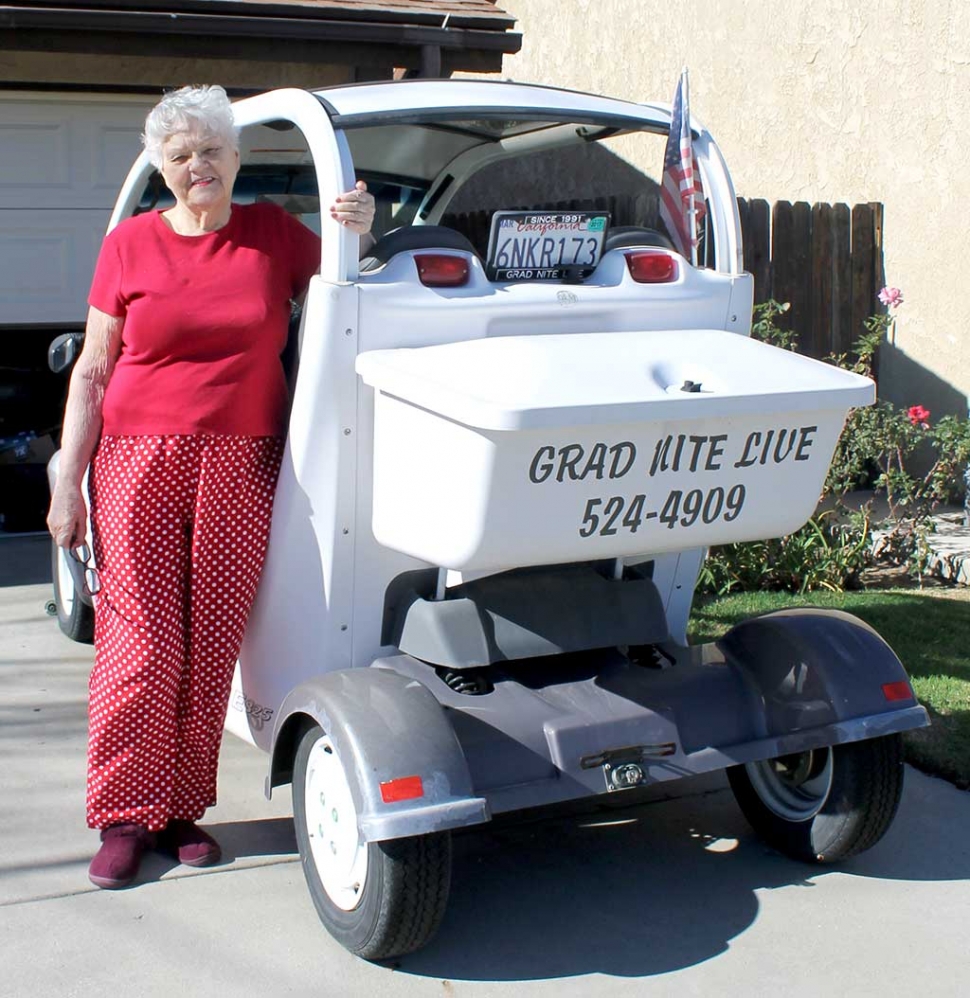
[55, 79, 928, 960]
[100, 80, 871, 753]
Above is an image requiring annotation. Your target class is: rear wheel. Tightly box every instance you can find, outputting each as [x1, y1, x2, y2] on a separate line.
[50, 539, 94, 643]
[292, 725, 452, 960]
[727, 734, 904, 863]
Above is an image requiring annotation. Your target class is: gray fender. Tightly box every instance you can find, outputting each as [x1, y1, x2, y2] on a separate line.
[718, 608, 929, 739]
[269, 665, 490, 842]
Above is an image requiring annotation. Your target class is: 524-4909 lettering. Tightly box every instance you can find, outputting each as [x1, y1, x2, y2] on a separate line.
[579, 485, 746, 538]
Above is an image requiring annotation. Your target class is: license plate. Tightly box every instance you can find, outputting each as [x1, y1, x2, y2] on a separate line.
[486, 211, 610, 281]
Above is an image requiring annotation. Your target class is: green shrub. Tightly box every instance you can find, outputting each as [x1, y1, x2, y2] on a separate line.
[697, 509, 872, 596]
[698, 292, 970, 594]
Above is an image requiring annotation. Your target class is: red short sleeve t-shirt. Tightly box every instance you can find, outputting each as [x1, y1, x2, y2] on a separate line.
[88, 202, 321, 437]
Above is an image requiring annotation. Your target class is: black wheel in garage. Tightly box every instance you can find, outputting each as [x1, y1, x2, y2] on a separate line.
[50, 537, 95, 643]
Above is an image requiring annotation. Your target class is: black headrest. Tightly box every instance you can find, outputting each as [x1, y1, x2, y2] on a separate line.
[602, 226, 675, 253]
[360, 225, 479, 272]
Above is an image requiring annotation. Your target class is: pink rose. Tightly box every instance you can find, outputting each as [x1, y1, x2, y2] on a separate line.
[907, 405, 930, 428]
[879, 286, 904, 308]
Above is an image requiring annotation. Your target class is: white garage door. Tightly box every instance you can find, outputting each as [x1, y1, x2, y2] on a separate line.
[0, 93, 154, 325]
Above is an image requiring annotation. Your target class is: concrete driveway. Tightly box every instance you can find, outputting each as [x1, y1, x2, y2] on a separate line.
[3, 576, 969, 998]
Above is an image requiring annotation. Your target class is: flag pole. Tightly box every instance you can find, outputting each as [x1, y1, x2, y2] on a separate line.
[683, 66, 698, 267]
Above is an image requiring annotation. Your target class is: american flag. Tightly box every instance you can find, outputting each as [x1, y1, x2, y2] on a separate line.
[659, 70, 702, 262]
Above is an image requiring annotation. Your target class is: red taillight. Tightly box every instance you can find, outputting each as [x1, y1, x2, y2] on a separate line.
[379, 775, 424, 803]
[882, 681, 913, 702]
[624, 251, 678, 283]
[414, 253, 470, 287]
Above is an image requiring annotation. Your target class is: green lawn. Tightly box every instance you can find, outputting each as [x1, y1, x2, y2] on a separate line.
[688, 588, 970, 788]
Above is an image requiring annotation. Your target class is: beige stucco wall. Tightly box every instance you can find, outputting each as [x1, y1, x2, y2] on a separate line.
[489, 0, 970, 416]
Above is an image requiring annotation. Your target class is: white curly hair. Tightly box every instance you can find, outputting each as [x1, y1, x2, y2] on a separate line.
[142, 85, 239, 169]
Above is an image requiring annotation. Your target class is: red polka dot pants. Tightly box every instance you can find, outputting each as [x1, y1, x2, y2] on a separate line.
[86, 435, 283, 831]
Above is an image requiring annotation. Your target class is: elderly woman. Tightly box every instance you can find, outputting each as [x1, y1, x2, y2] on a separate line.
[47, 85, 375, 889]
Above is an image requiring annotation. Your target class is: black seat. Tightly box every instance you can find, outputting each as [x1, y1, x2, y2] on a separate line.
[360, 225, 479, 272]
[602, 226, 674, 253]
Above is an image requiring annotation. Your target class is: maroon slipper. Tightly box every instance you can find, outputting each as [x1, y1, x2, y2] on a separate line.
[89, 823, 155, 889]
[159, 820, 222, 867]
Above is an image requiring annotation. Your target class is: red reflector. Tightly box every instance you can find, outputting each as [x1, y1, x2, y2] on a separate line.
[625, 251, 678, 283]
[414, 253, 470, 287]
[882, 681, 913, 702]
[379, 775, 424, 803]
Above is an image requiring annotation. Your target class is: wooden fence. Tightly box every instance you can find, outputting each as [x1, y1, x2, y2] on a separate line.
[443, 196, 885, 362]
[738, 198, 885, 360]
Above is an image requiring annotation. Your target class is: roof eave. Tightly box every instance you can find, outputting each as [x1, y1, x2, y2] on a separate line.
[0, 6, 522, 54]
[12, 0, 517, 33]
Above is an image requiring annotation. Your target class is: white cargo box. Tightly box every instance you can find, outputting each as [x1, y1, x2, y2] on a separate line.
[356, 329, 874, 572]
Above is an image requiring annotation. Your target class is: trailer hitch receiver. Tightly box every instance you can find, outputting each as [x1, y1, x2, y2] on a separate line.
[581, 743, 677, 791]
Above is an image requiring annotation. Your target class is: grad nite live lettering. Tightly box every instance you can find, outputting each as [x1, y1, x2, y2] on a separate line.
[526, 425, 818, 537]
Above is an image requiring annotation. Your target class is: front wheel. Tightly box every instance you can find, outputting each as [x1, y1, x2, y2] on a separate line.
[50, 538, 94, 643]
[292, 724, 452, 960]
[727, 734, 904, 863]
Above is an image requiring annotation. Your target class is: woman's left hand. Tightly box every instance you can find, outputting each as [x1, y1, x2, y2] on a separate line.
[331, 181, 375, 235]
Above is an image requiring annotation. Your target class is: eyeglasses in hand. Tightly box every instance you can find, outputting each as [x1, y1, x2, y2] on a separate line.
[71, 544, 102, 597]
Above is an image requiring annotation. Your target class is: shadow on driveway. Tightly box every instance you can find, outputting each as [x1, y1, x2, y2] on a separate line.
[392, 770, 970, 981]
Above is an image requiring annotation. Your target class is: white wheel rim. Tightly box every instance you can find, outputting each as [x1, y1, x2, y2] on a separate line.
[745, 747, 834, 822]
[56, 545, 76, 617]
[303, 734, 368, 911]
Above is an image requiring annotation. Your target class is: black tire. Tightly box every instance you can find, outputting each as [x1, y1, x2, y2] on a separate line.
[50, 539, 94, 643]
[727, 734, 904, 863]
[292, 724, 452, 960]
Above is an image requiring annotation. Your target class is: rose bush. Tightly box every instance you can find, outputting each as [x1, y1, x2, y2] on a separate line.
[698, 289, 970, 594]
